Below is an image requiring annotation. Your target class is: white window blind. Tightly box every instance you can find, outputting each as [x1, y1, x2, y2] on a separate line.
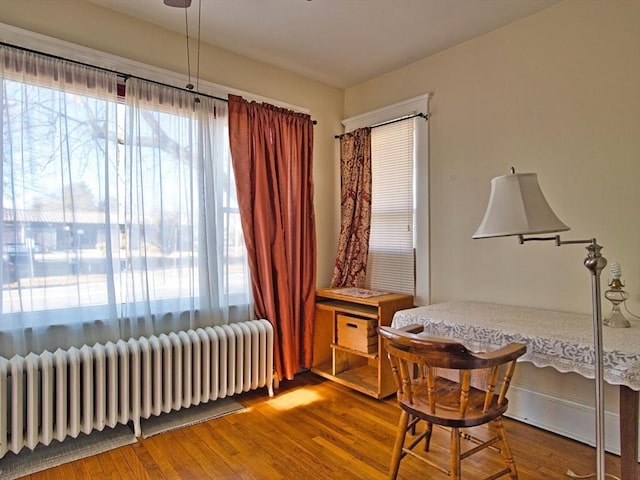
[365, 119, 415, 295]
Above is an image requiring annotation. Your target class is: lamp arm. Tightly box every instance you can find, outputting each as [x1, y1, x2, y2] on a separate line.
[517, 234, 558, 244]
[518, 234, 598, 247]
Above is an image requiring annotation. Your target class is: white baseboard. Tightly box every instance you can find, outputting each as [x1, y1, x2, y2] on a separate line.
[507, 383, 639, 460]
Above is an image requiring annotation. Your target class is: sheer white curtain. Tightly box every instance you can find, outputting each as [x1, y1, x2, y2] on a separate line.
[0, 46, 252, 358]
[120, 78, 252, 338]
[1, 46, 120, 356]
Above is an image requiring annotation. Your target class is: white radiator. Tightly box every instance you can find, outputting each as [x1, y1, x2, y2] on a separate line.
[0, 319, 274, 458]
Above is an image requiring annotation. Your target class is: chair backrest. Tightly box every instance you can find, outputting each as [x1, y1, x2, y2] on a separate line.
[379, 326, 527, 420]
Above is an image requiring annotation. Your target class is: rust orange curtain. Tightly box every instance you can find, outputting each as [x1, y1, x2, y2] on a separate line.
[228, 94, 316, 381]
[330, 128, 372, 288]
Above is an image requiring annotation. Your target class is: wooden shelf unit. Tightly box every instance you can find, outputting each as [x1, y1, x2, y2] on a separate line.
[311, 288, 414, 399]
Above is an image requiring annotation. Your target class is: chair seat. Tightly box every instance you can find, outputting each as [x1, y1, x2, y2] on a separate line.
[401, 376, 509, 428]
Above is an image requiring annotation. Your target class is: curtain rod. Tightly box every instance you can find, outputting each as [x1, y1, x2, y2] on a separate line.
[334, 112, 428, 139]
[0, 41, 318, 125]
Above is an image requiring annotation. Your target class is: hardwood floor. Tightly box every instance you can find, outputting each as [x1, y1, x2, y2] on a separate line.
[19, 372, 625, 479]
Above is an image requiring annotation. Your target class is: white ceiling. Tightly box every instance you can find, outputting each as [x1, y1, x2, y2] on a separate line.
[89, 0, 561, 88]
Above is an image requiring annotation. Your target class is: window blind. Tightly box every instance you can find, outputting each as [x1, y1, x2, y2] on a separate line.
[365, 119, 415, 295]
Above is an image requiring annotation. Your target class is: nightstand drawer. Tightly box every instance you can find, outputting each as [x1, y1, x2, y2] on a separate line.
[337, 314, 377, 353]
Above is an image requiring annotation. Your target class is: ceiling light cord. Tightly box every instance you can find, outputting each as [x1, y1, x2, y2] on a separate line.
[183, 6, 193, 90]
[196, 0, 201, 94]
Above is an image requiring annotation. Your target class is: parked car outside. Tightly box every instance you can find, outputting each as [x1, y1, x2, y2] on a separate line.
[3, 243, 32, 264]
[2, 258, 17, 284]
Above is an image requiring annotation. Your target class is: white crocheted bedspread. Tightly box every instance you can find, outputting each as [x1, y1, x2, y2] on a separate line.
[392, 301, 640, 390]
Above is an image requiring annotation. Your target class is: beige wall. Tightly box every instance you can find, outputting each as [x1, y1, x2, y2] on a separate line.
[0, 0, 343, 287]
[346, 0, 640, 316]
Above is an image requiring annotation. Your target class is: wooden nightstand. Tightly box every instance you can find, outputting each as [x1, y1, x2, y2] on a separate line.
[310, 287, 414, 399]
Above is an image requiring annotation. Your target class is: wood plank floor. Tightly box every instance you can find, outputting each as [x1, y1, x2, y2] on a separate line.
[19, 372, 627, 479]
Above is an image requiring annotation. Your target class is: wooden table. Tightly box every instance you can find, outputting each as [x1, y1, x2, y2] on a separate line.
[392, 301, 640, 479]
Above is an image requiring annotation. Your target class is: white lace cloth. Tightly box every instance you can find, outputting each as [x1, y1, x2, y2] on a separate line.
[392, 301, 640, 391]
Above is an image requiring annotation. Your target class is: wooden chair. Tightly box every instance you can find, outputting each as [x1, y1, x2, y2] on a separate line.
[378, 325, 527, 480]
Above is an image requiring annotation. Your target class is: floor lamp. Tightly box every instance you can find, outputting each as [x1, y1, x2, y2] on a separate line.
[473, 169, 608, 480]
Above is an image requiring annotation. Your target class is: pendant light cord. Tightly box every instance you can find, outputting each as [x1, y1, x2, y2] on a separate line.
[184, 7, 193, 89]
[196, 0, 201, 93]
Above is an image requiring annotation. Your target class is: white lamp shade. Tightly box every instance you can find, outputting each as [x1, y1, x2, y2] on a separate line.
[473, 172, 570, 238]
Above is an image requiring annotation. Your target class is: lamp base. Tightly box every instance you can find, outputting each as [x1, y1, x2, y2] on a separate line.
[603, 309, 631, 328]
[604, 286, 631, 328]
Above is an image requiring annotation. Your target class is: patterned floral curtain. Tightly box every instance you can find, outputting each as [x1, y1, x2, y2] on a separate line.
[330, 127, 372, 288]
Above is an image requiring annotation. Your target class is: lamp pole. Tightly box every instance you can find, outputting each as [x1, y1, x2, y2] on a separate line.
[519, 235, 607, 480]
[583, 240, 606, 480]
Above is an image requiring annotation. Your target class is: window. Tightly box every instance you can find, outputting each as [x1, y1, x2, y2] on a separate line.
[342, 95, 430, 304]
[366, 119, 415, 295]
[1, 46, 251, 356]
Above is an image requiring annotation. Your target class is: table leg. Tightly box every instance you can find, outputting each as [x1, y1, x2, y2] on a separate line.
[619, 385, 639, 479]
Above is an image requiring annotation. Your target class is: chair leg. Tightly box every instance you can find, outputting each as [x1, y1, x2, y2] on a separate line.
[423, 421, 433, 452]
[493, 418, 518, 479]
[450, 427, 461, 480]
[389, 410, 410, 480]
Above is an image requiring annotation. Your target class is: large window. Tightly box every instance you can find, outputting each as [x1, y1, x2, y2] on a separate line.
[1, 46, 251, 356]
